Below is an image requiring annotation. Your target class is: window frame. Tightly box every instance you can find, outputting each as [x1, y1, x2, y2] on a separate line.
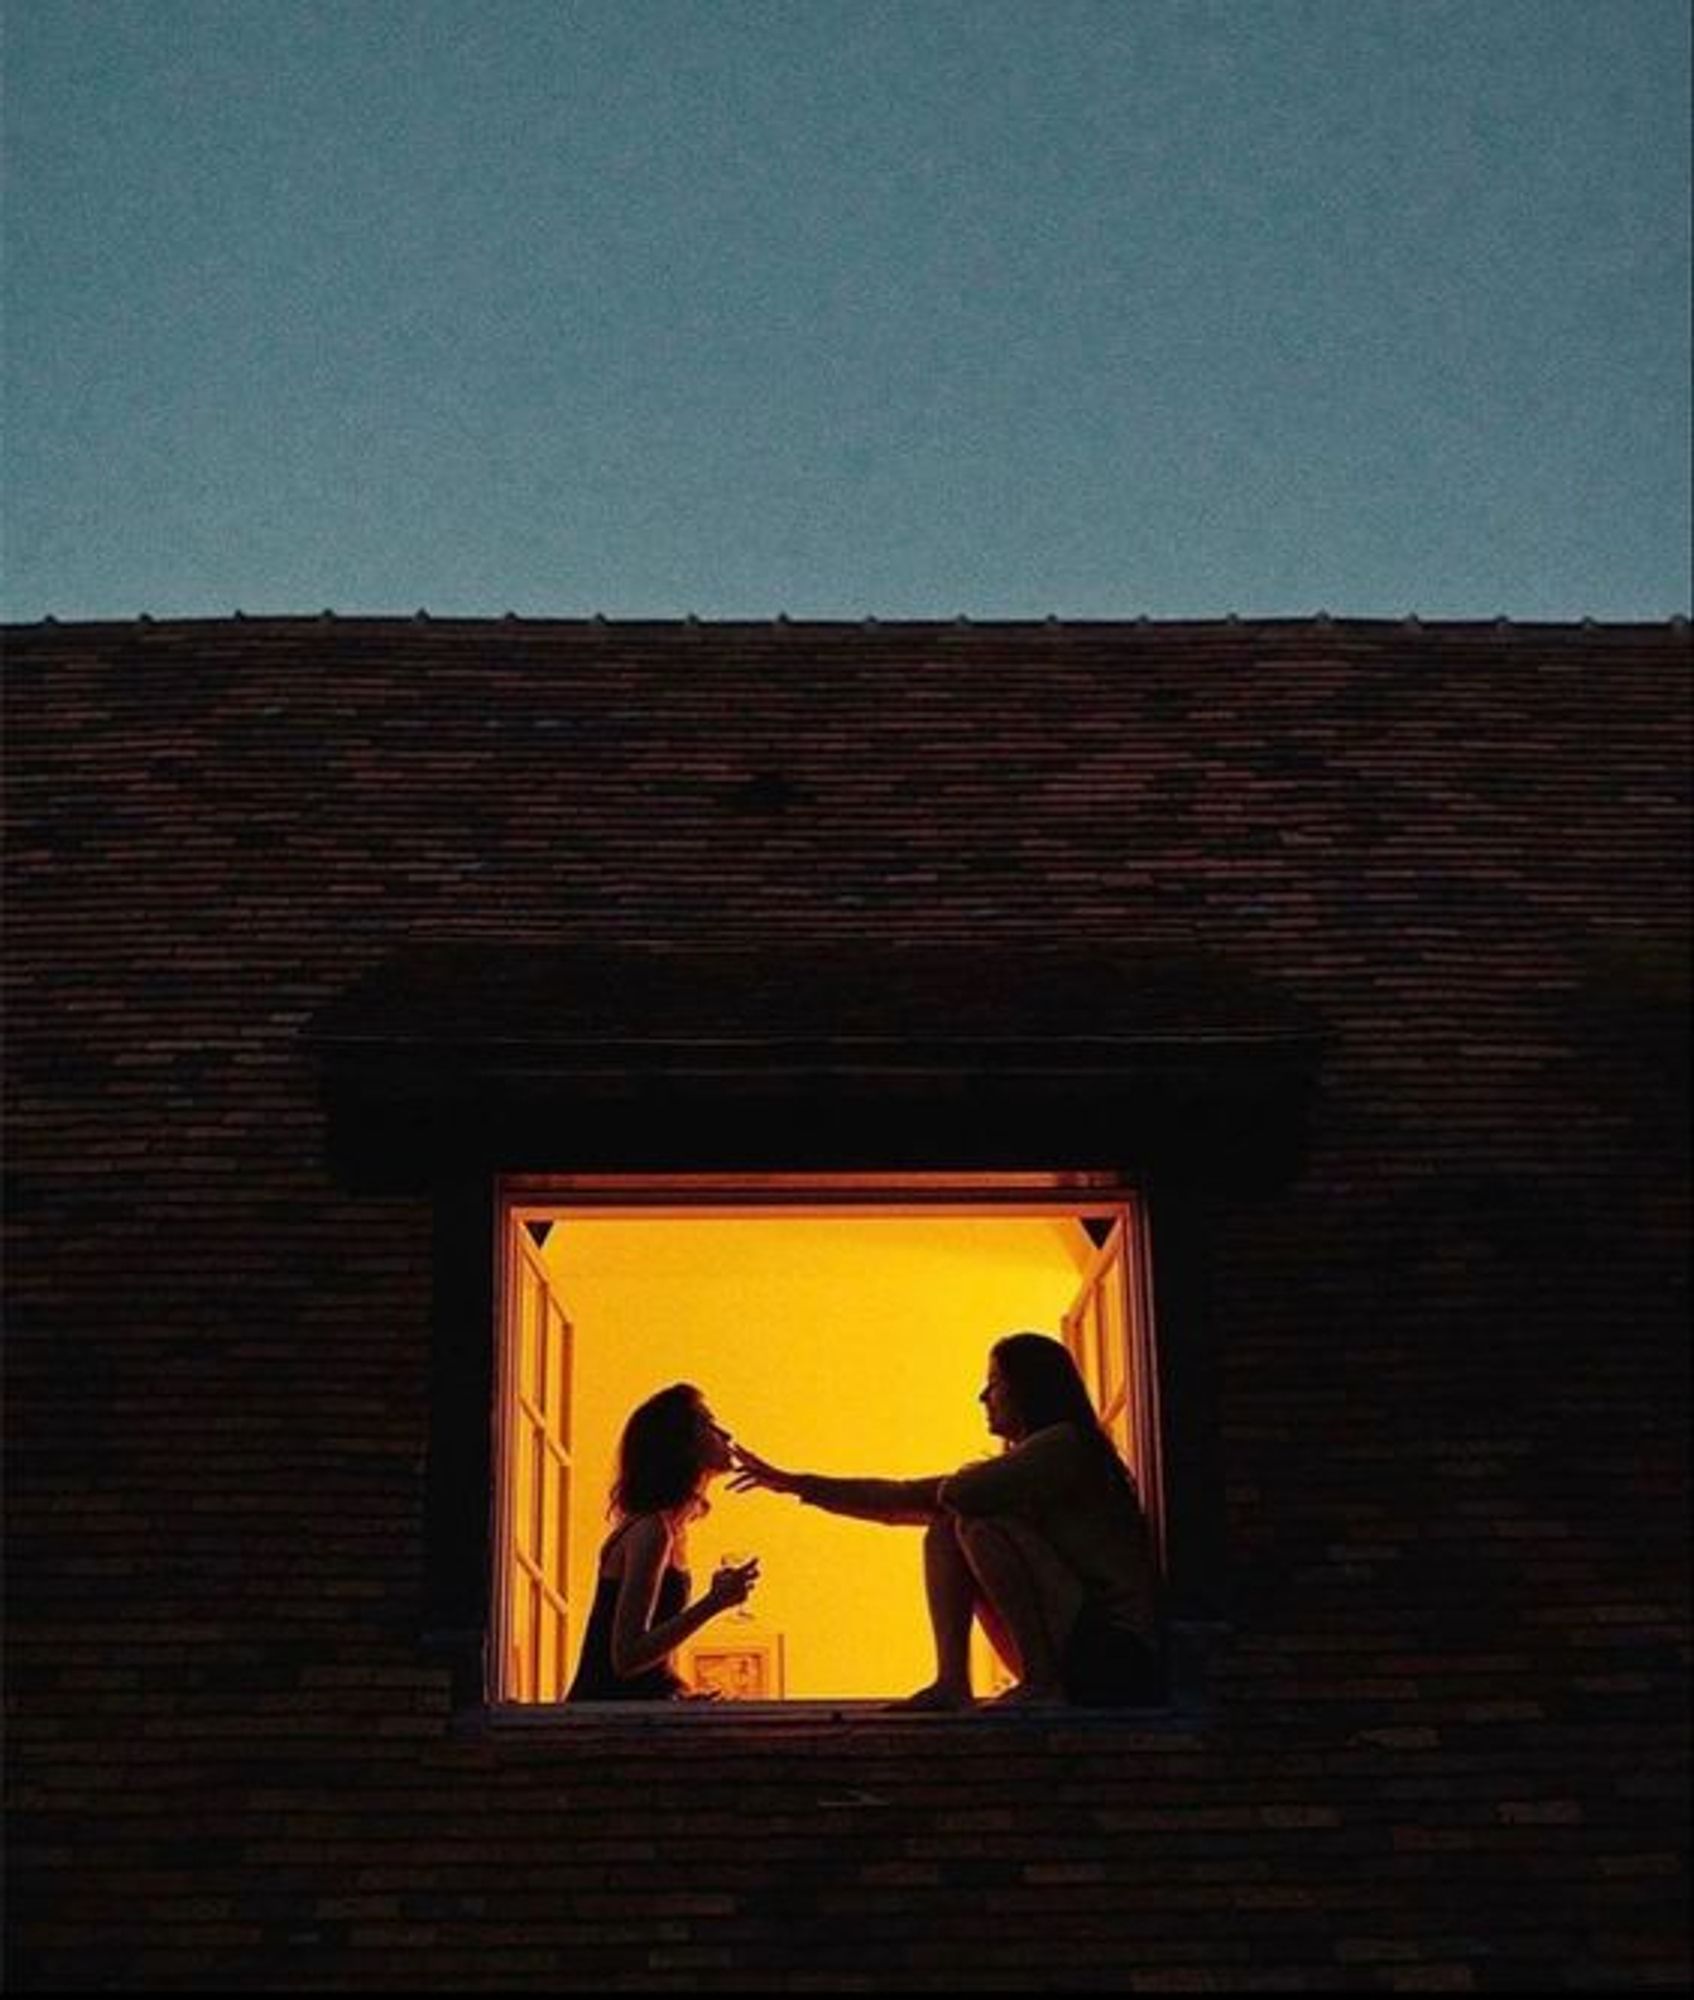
[485, 1171, 1169, 1711]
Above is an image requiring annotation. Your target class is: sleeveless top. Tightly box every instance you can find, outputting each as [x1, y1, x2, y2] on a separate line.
[564, 1520, 690, 1701]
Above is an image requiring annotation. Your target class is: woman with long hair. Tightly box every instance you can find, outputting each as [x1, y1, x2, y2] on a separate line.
[731, 1332, 1162, 1710]
[565, 1382, 759, 1701]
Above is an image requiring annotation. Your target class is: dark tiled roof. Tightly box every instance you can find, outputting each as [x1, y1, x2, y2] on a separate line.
[4, 613, 1690, 1992]
[7, 607, 1686, 1135]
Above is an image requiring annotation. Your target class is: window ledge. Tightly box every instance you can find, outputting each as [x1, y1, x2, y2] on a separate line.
[471, 1696, 1212, 1739]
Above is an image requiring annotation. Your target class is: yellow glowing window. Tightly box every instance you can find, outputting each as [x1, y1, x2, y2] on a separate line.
[489, 1174, 1165, 1705]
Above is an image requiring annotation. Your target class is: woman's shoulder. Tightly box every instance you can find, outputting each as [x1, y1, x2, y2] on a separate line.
[1014, 1422, 1115, 1488]
[601, 1511, 673, 1575]
[1015, 1421, 1090, 1455]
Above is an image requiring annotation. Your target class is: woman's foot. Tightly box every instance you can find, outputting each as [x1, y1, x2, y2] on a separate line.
[982, 1681, 1068, 1711]
[887, 1680, 975, 1712]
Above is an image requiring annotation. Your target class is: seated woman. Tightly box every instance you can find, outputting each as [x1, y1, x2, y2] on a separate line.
[731, 1332, 1163, 1711]
[565, 1382, 760, 1701]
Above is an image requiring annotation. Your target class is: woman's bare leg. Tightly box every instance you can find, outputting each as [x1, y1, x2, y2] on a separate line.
[956, 1516, 1084, 1705]
[971, 1586, 1021, 1685]
[893, 1516, 982, 1709]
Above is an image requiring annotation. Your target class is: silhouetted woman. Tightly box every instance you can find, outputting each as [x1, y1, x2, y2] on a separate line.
[731, 1332, 1162, 1710]
[565, 1383, 759, 1701]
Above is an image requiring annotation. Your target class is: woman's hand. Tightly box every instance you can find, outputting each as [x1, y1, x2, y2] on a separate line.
[727, 1444, 804, 1496]
[706, 1554, 760, 1610]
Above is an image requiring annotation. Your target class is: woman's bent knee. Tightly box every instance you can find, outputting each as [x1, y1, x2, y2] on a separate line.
[955, 1513, 1039, 1559]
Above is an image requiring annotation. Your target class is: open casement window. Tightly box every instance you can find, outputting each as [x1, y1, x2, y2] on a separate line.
[491, 1225, 576, 1702]
[1062, 1216, 1165, 1573]
[487, 1174, 1169, 1707]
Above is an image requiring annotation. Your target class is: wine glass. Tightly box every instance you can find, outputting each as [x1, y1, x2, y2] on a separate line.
[718, 1549, 756, 1619]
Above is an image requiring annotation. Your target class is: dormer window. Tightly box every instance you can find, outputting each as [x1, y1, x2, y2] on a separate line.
[311, 940, 1320, 1717]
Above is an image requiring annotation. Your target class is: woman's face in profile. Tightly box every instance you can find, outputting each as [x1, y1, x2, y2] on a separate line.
[980, 1358, 1017, 1441]
[695, 1403, 735, 1474]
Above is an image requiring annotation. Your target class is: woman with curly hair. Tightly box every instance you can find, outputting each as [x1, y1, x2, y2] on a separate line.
[565, 1382, 759, 1701]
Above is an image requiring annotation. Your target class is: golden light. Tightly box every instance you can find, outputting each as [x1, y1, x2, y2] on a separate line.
[493, 1185, 1158, 1703]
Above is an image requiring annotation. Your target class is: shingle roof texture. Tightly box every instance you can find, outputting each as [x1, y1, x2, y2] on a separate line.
[3, 614, 1689, 1991]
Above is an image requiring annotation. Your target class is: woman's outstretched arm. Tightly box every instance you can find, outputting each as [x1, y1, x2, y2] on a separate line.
[731, 1445, 947, 1525]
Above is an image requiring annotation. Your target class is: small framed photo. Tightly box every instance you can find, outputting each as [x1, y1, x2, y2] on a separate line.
[686, 1632, 786, 1701]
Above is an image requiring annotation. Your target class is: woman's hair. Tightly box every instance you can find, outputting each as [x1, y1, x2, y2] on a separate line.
[609, 1382, 714, 1521]
[991, 1331, 1140, 1502]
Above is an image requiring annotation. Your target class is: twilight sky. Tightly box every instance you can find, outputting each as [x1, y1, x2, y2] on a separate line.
[3, 0, 1689, 623]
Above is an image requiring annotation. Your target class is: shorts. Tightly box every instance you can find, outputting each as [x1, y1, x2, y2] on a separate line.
[1061, 1599, 1167, 1708]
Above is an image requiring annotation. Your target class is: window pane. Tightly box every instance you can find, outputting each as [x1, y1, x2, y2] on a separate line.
[511, 1418, 536, 1562]
[555, 1462, 572, 1609]
[1100, 1251, 1127, 1412]
[510, 1572, 531, 1701]
[519, 1265, 541, 1403]
[537, 1598, 558, 1702]
[539, 1292, 556, 1419]
[530, 1430, 547, 1559]
[1085, 1291, 1105, 1408]
[550, 1301, 572, 1440]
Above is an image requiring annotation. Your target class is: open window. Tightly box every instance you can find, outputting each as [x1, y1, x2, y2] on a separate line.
[489, 1173, 1165, 1705]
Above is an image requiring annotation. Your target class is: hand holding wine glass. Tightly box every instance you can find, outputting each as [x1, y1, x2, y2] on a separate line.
[709, 1550, 760, 1613]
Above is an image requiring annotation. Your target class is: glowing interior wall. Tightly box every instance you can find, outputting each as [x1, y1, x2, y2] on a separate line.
[543, 1215, 1094, 1700]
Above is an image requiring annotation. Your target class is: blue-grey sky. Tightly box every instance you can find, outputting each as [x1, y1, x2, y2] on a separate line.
[3, 0, 1689, 622]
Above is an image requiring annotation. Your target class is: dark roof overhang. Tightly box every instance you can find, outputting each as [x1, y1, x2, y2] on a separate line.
[310, 943, 1326, 1188]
